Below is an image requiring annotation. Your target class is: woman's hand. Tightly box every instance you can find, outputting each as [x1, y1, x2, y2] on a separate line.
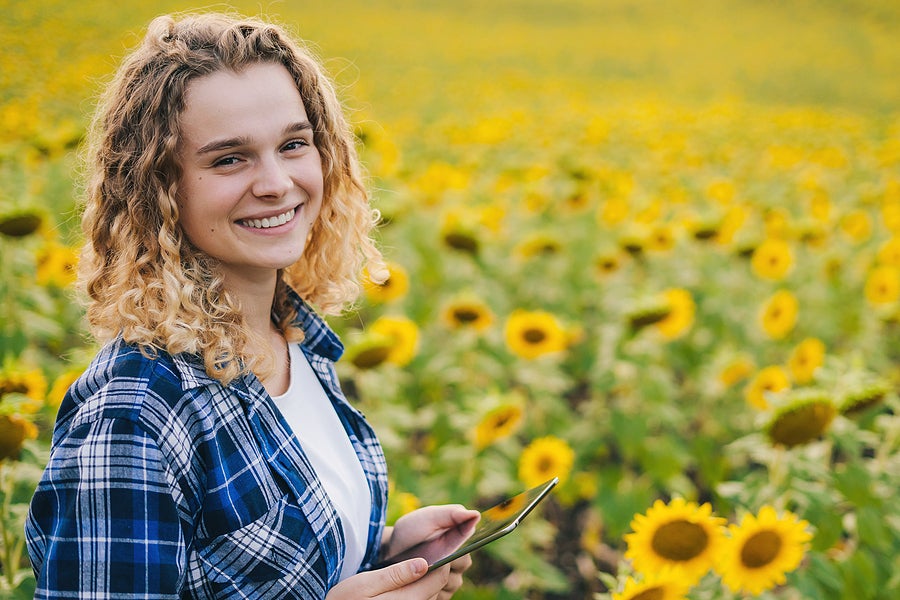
[325, 558, 451, 599]
[380, 504, 480, 599]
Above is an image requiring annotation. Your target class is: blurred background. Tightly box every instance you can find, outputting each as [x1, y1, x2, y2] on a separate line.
[1, 1, 899, 598]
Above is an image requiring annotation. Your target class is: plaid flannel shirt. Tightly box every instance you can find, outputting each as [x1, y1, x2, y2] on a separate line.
[26, 291, 388, 599]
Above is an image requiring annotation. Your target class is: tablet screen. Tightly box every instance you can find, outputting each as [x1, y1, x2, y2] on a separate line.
[376, 477, 558, 571]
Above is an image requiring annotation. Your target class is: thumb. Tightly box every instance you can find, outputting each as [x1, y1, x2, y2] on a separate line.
[373, 558, 429, 593]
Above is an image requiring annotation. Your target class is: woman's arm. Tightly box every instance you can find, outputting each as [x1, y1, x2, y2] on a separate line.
[27, 417, 187, 598]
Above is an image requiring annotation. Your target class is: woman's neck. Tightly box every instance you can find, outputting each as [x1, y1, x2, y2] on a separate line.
[223, 271, 291, 396]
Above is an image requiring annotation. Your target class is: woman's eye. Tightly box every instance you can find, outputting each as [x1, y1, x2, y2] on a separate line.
[283, 139, 311, 151]
[213, 155, 240, 167]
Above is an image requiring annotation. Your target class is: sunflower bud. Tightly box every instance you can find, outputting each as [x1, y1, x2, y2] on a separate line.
[0, 210, 43, 238]
[839, 381, 889, 416]
[765, 389, 836, 448]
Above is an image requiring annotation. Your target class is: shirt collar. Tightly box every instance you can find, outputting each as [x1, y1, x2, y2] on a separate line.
[172, 287, 344, 390]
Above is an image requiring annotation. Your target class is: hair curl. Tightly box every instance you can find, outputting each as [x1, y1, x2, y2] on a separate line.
[79, 12, 386, 383]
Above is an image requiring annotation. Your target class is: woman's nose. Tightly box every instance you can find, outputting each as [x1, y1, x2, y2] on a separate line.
[251, 156, 293, 199]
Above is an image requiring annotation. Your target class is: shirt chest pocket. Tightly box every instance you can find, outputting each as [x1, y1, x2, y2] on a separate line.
[194, 495, 327, 595]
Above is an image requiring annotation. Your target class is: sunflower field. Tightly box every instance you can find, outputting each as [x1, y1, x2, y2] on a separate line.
[2, 0, 900, 598]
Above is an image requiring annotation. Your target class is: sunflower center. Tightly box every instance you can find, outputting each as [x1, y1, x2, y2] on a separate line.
[650, 519, 709, 561]
[740, 529, 782, 568]
[444, 232, 479, 253]
[523, 328, 547, 344]
[0, 382, 29, 396]
[351, 346, 392, 369]
[453, 308, 481, 323]
[492, 413, 511, 428]
[630, 587, 665, 600]
[536, 456, 555, 474]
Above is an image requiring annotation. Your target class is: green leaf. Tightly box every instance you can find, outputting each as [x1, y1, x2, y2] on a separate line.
[857, 505, 890, 551]
[834, 463, 878, 507]
[806, 552, 845, 597]
[839, 548, 878, 600]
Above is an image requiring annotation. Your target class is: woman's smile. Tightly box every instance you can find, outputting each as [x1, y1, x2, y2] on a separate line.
[239, 205, 299, 230]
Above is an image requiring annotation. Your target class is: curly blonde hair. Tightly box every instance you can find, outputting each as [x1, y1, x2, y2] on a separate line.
[79, 12, 385, 383]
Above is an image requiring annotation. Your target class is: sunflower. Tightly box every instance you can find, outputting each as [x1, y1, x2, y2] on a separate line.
[518, 436, 575, 488]
[47, 368, 84, 408]
[611, 571, 692, 600]
[478, 204, 506, 234]
[623, 498, 726, 586]
[839, 209, 872, 243]
[515, 231, 562, 259]
[597, 196, 630, 226]
[0, 209, 44, 238]
[369, 315, 420, 367]
[765, 389, 836, 447]
[840, 380, 889, 416]
[750, 238, 793, 281]
[763, 207, 792, 239]
[440, 208, 481, 254]
[0, 368, 48, 402]
[363, 261, 410, 304]
[618, 230, 646, 256]
[876, 237, 900, 266]
[759, 289, 798, 340]
[504, 310, 567, 360]
[646, 224, 676, 253]
[627, 296, 672, 332]
[564, 189, 592, 213]
[797, 221, 827, 248]
[0, 368, 47, 413]
[883, 201, 900, 233]
[744, 366, 790, 410]
[715, 506, 812, 595]
[718, 355, 755, 388]
[441, 295, 494, 332]
[344, 333, 394, 370]
[787, 337, 825, 384]
[716, 206, 747, 245]
[474, 404, 524, 449]
[864, 265, 900, 305]
[808, 190, 832, 223]
[688, 216, 721, 242]
[36, 241, 79, 288]
[386, 489, 422, 524]
[654, 288, 695, 340]
[0, 414, 39, 460]
[706, 179, 735, 204]
[396, 492, 421, 517]
[594, 251, 624, 276]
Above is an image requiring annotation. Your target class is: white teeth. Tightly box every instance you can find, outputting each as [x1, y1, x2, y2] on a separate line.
[242, 208, 296, 229]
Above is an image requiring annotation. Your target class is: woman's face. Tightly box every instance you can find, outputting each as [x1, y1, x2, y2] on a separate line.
[176, 62, 324, 289]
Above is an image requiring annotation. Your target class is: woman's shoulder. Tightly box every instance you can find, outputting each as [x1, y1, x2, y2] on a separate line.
[54, 337, 217, 443]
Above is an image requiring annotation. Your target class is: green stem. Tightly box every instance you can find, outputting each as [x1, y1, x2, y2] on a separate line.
[768, 446, 789, 510]
[0, 237, 18, 363]
[0, 461, 17, 587]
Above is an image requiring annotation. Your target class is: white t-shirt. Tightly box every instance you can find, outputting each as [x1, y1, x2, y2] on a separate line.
[271, 343, 371, 581]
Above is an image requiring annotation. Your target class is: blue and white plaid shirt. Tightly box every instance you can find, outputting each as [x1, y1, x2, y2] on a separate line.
[26, 291, 389, 599]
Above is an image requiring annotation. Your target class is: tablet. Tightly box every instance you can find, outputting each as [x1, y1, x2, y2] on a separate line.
[376, 477, 558, 572]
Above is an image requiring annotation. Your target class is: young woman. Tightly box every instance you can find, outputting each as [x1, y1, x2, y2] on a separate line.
[26, 13, 478, 599]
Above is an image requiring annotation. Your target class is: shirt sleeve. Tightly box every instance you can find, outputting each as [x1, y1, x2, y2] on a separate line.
[27, 416, 187, 599]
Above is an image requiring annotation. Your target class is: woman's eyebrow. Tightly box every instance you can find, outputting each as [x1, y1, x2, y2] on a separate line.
[196, 136, 250, 155]
[284, 120, 314, 134]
